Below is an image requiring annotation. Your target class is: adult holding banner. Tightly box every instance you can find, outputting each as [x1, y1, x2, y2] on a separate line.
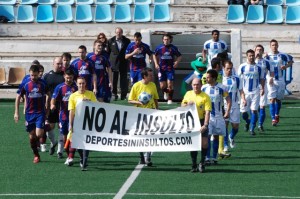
[128, 67, 159, 166]
[182, 78, 211, 173]
[65, 77, 97, 171]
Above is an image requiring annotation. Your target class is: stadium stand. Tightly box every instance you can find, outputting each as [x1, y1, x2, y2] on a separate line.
[75, 4, 93, 22]
[38, 0, 56, 4]
[56, 4, 73, 22]
[133, 4, 151, 22]
[94, 4, 112, 22]
[76, 0, 94, 5]
[0, 5, 14, 22]
[95, 0, 113, 4]
[246, 5, 264, 24]
[227, 4, 245, 23]
[20, 0, 38, 4]
[0, 0, 16, 5]
[153, 0, 170, 4]
[114, 4, 131, 22]
[114, 0, 132, 4]
[285, 5, 300, 24]
[265, 5, 283, 23]
[285, 0, 300, 6]
[17, 5, 34, 22]
[134, 0, 151, 4]
[7, 67, 26, 86]
[266, 0, 283, 5]
[57, 0, 75, 4]
[153, 4, 170, 22]
[36, 5, 54, 22]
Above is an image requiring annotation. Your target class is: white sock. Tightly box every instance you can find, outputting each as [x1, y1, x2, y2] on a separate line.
[57, 134, 64, 154]
[47, 129, 56, 146]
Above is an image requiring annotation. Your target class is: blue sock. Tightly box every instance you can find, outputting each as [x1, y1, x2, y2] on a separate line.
[259, 108, 265, 126]
[206, 137, 211, 159]
[270, 102, 275, 120]
[242, 112, 250, 124]
[250, 112, 258, 131]
[224, 128, 229, 148]
[275, 101, 281, 116]
[212, 138, 219, 159]
[230, 128, 238, 139]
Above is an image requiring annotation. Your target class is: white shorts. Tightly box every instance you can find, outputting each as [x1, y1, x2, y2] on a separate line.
[267, 79, 285, 100]
[259, 83, 268, 107]
[229, 107, 240, 124]
[240, 91, 260, 112]
[208, 116, 226, 136]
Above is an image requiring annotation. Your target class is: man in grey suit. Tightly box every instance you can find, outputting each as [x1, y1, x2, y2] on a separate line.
[108, 27, 131, 100]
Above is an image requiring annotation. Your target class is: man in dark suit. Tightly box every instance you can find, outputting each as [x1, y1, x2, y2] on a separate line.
[108, 27, 131, 100]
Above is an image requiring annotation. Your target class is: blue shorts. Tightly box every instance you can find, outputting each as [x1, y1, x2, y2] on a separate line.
[96, 85, 112, 102]
[25, 113, 45, 133]
[59, 120, 69, 135]
[158, 70, 174, 82]
[130, 70, 142, 84]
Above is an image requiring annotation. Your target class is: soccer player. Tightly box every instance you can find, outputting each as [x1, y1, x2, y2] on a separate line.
[239, 49, 265, 135]
[202, 69, 231, 164]
[153, 34, 182, 104]
[70, 45, 97, 92]
[87, 40, 113, 103]
[65, 77, 97, 171]
[255, 44, 273, 131]
[202, 30, 228, 69]
[43, 57, 65, 155]
[14, 64, 49, 163]
[128, 67, 159, 166]
[51, 69, 77, 159]
[182, 78, 211, 173]
[265, 39, 293, 126]
[61, 52, 72, 72]
[222, 60, 243, 149]
[125, 32, 154, 85]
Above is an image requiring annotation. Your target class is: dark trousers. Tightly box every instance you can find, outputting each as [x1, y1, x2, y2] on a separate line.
[112, 70, 128, 99]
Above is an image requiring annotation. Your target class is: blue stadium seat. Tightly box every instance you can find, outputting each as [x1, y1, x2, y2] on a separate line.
[153, 4, 170, 22]
[17, 5, 34, 22]
[0, 0, 16, 5]
[38, 0, 55, 4]
[114, 0, 132, 4]
[266, 5, 283, 23]
[286, 0, 300, 6]
[56, 4, 73, 22]
[153, 0, 170, 4]
[20, 0, 38, 4]
[114, 4, 131, 22]
[285, 5, 300, 24]
[266, 0, 283, 5]
[95, 4, 112, 22]
[95, 0, 113, 4]
[246, 5, 264, 23]
[134, 0, 151, 4]
[57, 0, 74, 4]
[75, 4, 92, 22]
[133, 4, 150, 22]
[36, 5, 53, 22]
[76, 0, 93, 4]
[227, 5, 244, 23]
[0, 5, 14, 22]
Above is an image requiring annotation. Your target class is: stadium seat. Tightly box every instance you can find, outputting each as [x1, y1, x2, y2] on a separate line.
[7, 67, 26, 86]
[36, 5, 54, 22]
[153, 0, 170, 4]
[0, 68, 6, 85]
[20, 0, 38, 4]
[57, 0, 74, 4]
[133, 4, 150, 22]
[17, 5, 34, 22]
[266, 0, 283, 5]
[0, 5, 14, 22]
[56, 4, 73, 22]
[286, 0, 300, 6]
[114, 0, 132, 4]
[285, 5, 300, 24]
[94, 4, 112, 22]
[114, 4, 131, 22]
[0, 0, 16, 5]
[153, 4, 170, 22]
[95, 0, 113, 4]
[227, 5, 245, 23]
[76, 0, 93, 4]
[246, 5, 264, 23]
[75, 4, 92, 22]
[38, 0, 55, 4]
[266, 5, 283, 23]
[134, 0, 151, 4]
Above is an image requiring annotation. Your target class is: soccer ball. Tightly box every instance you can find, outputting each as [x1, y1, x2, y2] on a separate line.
[138, 92, 152, 105]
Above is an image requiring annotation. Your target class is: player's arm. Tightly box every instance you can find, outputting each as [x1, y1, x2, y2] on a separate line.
[224, 95, 231, 119]
[50, 98, 56, 111]
[107, 66, 113, 88]
[125, 48, 139, 60]
[153, 54, 160, 69]
[260, 78, 265, 96]
[240, 89, 247, 106]
[93, 73, 97, 95]
[173, 55, 182, 68]
[200, 110, 210, 134]
[69, 109, 75, 132]
[154, 99, 159, 109]
[128, 99, 143, 106]
[202, 49, 207, 63]
[14, 94, 21, 123]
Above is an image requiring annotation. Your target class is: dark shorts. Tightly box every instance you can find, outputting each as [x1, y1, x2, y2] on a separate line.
[25, 113, 45, 132]
[48, 108, 59, 123]
[59, 120, 69, 135]
[158, 70, 174, 82]
[96, 85, 112, 102]
[130, 70, 142, 84]
[200, 119, 208, 138]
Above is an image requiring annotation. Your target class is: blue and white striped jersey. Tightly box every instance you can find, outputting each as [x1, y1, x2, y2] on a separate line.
[265, 52, 291, 81]
[255, 58, 272, 79]
[202, 83, 228, 117]
[222, 75, 241, 109]
[238, 62, 264, 94]
[203, 39, 227, 66]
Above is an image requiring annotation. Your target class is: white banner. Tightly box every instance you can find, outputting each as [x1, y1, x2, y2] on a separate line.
[72, 101, 201, 152]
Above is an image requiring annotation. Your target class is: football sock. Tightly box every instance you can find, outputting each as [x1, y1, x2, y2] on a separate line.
[57, 134, 64, 154]
[275, 101, 281, 116]
[224, 128, 229, 148]
[47, 129, 56, 146]
[218, 136, 224, 154]
[78, 149, 83, 160]
[259, 108, 266, 126]
[30, 137, 39, 157]
[83, 150, 89, 166]
[163, 88, 169, 93]
[190, 151, 198, 165]
[230, 128, 238, 139]
[168, 90, 174, 100]
[206, 137, 211, 159]
[242, 112, 250, 124]
[68, 145, 76, 159]
[212, 138, 219, 159]
[269, 102, 275, 120]
[201, 148, 207, 164]
[250, 112, 258, 131]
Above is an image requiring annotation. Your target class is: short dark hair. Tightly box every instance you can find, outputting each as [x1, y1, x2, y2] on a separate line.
[162, 33, 173, 42]
[206, 69, 218, 80]
[211, 57, 222, 69]
[78, 45, 87, 52]
[255, 44, 264, 52]
[62, 52, 72, 60]
[223, 60, 233, 67]
[212, 30, 220, 35]
[270, 39, 278, 44]
[31, 60, 40, 65]
[64, 68, 74, 76]
[29, 64, 40, 73]
[141, 67, 153, 79]
[38, 65, 44, 72]
[246, 49, 255, 55]
[134, 32, 142, 38]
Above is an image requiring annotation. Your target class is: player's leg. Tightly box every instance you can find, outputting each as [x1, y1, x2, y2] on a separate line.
[274, 81, 285, 124]
[199, 124, 209, 173]
[249, 93, 260, 135]
[57, 120, 68, 159]
[229, 108, 240, 148]
[212, 135, 219, 164]
[258, 84, 267, 131]
[112, 70, 119, 100]
[166, 71, 174, 104]
[240, 94, 250, 131]
[29, 130, 40, 163]
[119, 69, 128, 100]
[158, 71, 168, 100]
[47, 109, 59, 155]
